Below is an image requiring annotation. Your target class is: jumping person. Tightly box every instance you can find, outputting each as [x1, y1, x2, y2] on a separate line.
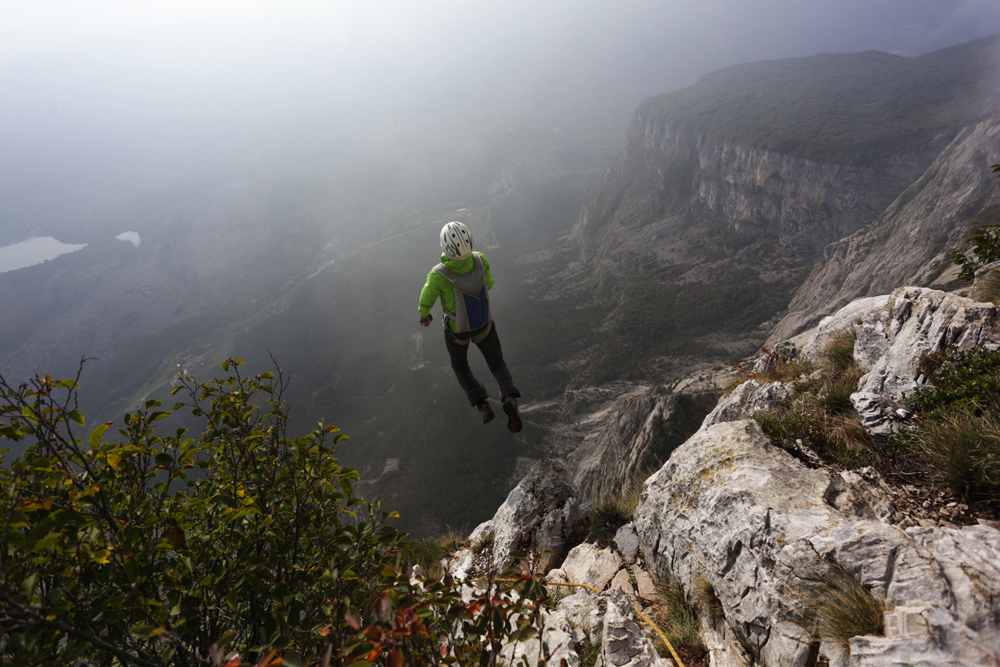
[418, 221, 522, 433]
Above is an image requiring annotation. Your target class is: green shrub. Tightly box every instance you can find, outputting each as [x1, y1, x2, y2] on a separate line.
[0, 361, 551, 666]
[817, 367, 863, 415]
[907, 346, 1000, 415]
[578, 638, 602, 667]
[473, 530, 496, 554]
[400, 532, 464, 574]
[950, 163, 1000, 281]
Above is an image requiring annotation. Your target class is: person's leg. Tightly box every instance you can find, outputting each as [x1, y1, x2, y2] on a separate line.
[474, 324, 520, 402]
[445, 331, 491, 407]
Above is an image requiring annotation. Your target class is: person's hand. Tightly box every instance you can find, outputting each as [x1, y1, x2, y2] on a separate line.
[420, 314, 432, 327]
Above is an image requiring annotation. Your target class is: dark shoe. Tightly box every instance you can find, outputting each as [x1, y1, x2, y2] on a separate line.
[502, 397, 522, 433]
[477, 401, 495, 424]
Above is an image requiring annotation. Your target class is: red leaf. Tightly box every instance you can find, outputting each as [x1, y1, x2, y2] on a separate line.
[387, 649, 403, 667]
[344, 607, 362, 630]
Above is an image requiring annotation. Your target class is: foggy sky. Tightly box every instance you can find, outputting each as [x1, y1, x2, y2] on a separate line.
[1, 1, 998, 235]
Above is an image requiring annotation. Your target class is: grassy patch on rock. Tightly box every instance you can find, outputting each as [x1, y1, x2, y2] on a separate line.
[799, 561, 887, 650]
[650, 579, 708, 666]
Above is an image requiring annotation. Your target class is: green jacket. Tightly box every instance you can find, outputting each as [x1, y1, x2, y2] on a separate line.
[419, 252, 494, 334]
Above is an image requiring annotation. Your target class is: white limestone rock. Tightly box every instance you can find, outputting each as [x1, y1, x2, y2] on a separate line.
[460, 458, 591, 576]
[701, 379, 793, 430]
[851, 287, 1000, 435]
[632, 420, 1000, 667]
[595, 588, 674, 667]
[548, 543, 623, 592]
[796, 295, 891, 363]
[614, 523, 640, 564]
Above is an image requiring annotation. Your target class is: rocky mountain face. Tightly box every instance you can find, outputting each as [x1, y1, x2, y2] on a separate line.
[769, 97, 1000, 342]
[571, 110, 933, 273]
[547, 36, 1000, 390]
[436, 38, 1000, 667]
[447, 285, 1000, 666]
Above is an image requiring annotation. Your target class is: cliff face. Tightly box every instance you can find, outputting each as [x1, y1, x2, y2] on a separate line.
[769, 99, 1000, 342]
[573, 114, 932, 273]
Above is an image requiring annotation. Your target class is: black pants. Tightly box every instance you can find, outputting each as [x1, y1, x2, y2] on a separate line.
[445, 323, 520, 407]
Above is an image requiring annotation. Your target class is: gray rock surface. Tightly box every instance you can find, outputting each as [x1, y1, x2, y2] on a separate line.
[565, 387, 718, 501]
[850, 287, 1000, 434]
[613, 523, 640, 565]
[452, 459, 590, 577]
[795, 295, 891, 363]
[700, 379, 793, 430]
[633, 420, 1000, 666]
[854, 287, 1000, 398]
[595, 588, 673, 667]
[548, 543, 623, 592]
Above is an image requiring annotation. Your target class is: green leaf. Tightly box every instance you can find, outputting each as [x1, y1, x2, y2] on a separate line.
[89, 421, 113, 447]
[226, 588, 238, 612]
[130, 624, 158, 638]
[68, 410, 85, 426]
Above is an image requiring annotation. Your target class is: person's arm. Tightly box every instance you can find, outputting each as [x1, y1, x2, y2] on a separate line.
[480, 253, 494, 290]
[418, 271, 441, 326]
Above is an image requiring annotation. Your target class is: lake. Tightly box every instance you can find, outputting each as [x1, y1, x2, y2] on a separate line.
[0, 237, 87, 274]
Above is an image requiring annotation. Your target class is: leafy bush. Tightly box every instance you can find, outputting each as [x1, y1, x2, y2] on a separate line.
[907, 346, 1000, 416]
[894, 346, 1000, 502]
[0, 360, 550, 666]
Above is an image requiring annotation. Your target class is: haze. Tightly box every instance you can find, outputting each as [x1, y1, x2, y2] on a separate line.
[3, 0, 999, 239]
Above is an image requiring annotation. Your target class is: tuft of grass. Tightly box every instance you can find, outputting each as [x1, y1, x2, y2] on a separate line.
[800, 562, 887, 650]
[821, 328, 858, 376]
[577, 639, 602, 667]
[817, 367, 863, 415]
[974, 269, 1000, 306]
[400, 531, 466, 574]
[694, 577, 725, 623]
[727, 358, 815, 394]
[913, 407, 1000, 502]
[651, 579, 706, 660]
[472, 531, 495, 555]
[756, 403, 874, 469]
[588, 485, 642, 548]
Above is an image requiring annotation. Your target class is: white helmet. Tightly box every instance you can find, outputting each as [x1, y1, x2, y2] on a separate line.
[440, 221, 473, 260]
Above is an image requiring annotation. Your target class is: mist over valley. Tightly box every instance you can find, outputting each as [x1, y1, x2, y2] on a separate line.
[3, 2, 1000, 538]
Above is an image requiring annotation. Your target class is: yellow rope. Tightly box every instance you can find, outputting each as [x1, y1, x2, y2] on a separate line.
[493, 578, 686, 667]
